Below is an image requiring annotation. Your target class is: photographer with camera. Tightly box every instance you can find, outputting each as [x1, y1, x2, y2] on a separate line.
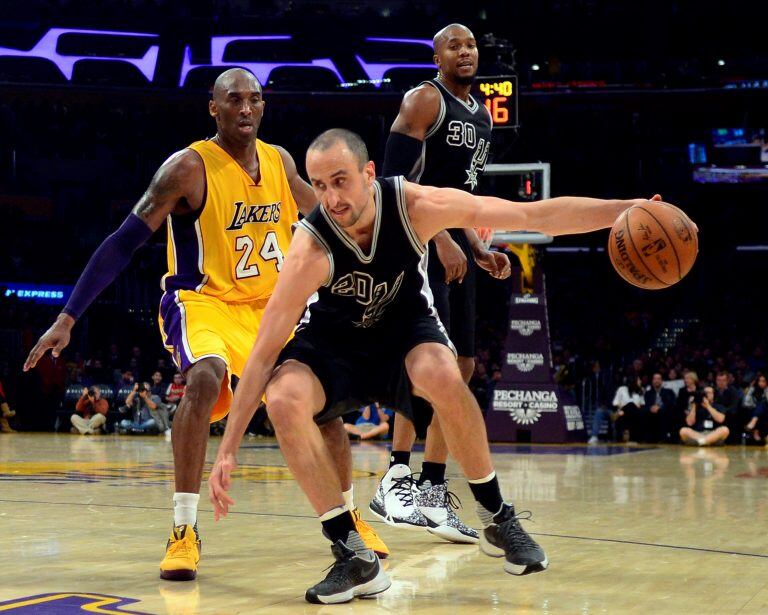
[71, 386, 108, 435]
[679, 386, 729, 446]
[118, 382, 169, 435]
[1, 379, 17, 433]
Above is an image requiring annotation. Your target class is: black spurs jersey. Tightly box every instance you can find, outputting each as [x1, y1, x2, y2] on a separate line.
[295, 176, 441, 339]
[409, 78, 493, 253]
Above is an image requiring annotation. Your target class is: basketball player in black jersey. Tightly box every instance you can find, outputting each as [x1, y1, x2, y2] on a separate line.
[373, 23, 510, 542]
[208, 129, 671, 603]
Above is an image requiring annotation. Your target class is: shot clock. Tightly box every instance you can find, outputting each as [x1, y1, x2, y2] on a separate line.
[474, 75, 519, 129]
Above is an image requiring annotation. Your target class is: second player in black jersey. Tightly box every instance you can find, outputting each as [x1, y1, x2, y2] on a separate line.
[376, 23, 510, 542]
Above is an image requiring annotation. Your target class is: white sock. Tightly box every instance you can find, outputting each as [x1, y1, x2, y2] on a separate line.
[173, 492, 200, 527]
[318, 504, 348, 522]
[342, 485, 354, 511]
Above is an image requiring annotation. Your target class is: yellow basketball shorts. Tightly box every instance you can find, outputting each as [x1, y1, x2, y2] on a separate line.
[158, 289, 268, 422]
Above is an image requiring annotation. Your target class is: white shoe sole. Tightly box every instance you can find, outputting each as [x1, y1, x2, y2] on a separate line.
[309, 565, 391, 604]
[368, 501, 427, 530]
[481, 532, 549, 575]
[504, 557, 549, 576]
[426, 524, 479, 544]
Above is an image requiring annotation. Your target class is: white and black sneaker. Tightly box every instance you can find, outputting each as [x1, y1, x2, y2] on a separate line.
[305, 539, 391, 604]
[369, 464, 428, 529]
[479, 503, 548, 575]
[416, 480, 479, 544]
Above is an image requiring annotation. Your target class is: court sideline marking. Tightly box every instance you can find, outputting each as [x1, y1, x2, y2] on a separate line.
[2, 497, 767, 560]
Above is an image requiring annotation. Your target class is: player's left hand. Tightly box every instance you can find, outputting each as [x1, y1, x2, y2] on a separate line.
[475, 249, 512, 279]
[209, 453, 237, 521]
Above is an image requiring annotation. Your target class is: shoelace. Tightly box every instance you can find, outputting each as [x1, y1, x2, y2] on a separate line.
[499, 510, 539, 549]
[412, 474, 464, 512]
[443, 488, 463, 511]
[319, 551, 356, 585]
[386, 474, 419, 506]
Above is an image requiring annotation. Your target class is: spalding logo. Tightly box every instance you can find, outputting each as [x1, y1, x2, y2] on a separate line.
[613, 229, 652, 284]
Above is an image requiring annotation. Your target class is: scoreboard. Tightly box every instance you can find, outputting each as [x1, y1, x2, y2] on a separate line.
[474, 75, 519, 129]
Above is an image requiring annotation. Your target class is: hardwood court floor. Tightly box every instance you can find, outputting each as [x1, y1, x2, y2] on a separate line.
[1, 433, 767, 614]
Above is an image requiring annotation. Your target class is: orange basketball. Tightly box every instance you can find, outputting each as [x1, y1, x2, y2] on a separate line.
[608, 201, 698, 290]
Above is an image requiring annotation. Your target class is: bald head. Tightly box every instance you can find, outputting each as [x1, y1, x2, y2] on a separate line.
[433, 23, 474, 53]
[308, 128, 369, 169]
[212, 68, 261, 101]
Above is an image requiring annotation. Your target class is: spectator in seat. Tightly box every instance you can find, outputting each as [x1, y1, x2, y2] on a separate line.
[643, 372, 677, 442]
[71, 386, 108, 435]
[612, 375, 644, 443]
[165, 372, 185, 415]
[150, 370, 167, 398]
[663, 367, 685, 396]
[675, 371, 700, 423]
[714, 371, 742, 414]
[117, 369, 135, 392]
[680, 386, 729, 446]
[714, 370, 743, 442]
[0, 379, 16, 433]
[344, 402, 393, 441]
[743, 374, 768, 443]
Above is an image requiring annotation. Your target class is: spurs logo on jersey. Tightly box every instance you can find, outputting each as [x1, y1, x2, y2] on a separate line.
[466, 138, 490, 190]
[444, 120, 491, 190]
[225, 201, 282, 230]
[410, 79, 492, 195]
[331, 271, 405, 328]
[296, 177, 451, 338]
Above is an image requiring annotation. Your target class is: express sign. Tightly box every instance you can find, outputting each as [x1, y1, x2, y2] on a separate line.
[0, 28, 436, 88]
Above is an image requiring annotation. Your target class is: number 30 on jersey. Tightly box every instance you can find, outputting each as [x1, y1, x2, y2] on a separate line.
[234, 231, 285, 279]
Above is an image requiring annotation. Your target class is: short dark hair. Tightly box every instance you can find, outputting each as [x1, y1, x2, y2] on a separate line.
[307, 128, 369, 169]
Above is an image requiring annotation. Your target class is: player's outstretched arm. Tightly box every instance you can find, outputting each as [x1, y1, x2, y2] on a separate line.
[23, 149, 203, 372]
[209, 228, 330, 520]
[405, 181, 646, 244]
[275, 145, 318, 217]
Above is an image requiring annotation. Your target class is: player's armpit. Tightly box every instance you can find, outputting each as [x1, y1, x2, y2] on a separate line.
[133, 148, 205, 230]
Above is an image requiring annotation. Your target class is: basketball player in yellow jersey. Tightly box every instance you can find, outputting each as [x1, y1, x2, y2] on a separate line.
[24, 68, 388, 580]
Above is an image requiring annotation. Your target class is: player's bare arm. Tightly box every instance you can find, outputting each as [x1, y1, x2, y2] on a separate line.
[208, 229, 329, 518]
[275, 145, 318, 216]
[133, 148, 206, 228]
[23, 149, 204, 372]
[405, 180, 647, 244]
[390, 84, 442, 139]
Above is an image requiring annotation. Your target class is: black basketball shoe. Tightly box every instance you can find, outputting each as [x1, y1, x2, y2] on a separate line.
[305, 539, 391, 604]
[479, 504, 549, 575]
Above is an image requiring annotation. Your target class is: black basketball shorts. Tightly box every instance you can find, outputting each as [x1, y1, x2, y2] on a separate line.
[274, 315, 455, 431]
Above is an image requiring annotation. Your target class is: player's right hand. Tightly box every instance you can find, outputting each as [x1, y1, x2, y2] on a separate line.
[209, 453, 237, 521]
[434, 234, 468, 283]
[23, 314, 74, 372]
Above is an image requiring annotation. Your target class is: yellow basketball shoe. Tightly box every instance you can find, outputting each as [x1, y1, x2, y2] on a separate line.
[352, 507, 389, 559]
[160, 525, 201, 581]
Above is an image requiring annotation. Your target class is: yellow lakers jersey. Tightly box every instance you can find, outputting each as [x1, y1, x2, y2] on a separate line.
[162, 138, 299, 302]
